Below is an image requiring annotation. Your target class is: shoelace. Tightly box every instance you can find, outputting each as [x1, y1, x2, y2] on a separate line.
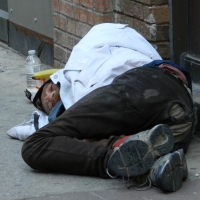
[127, 175, 151, 190]
[106, 168, 158, 191]
[106, 168, 118, 179]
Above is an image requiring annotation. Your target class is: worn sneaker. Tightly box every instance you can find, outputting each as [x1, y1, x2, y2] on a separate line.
[107, 124, 174, 177]
[149, 148, 188, 192]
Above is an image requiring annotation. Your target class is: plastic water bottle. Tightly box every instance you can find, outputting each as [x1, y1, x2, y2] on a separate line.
[25, 50, 41, 87]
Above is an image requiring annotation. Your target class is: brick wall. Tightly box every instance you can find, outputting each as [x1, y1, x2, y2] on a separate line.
[52, 0, 170, 68]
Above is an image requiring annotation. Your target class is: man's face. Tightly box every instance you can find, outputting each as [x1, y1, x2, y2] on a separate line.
[41, 82, 60, 114]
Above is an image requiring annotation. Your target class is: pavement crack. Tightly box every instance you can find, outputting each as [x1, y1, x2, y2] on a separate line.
[89, 192, 108, 200]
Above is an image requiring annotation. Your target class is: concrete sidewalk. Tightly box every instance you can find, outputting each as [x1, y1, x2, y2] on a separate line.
[0, 43, 200, 200]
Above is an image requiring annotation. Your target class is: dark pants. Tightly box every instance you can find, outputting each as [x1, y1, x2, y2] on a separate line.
[21, 67, 195, 178]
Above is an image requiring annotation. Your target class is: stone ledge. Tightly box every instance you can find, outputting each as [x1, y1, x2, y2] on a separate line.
[0, 9, 8, 19]
[193, 83, 200, 131]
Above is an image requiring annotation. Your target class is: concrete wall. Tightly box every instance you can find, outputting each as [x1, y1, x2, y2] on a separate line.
[0, 0, 8, 11]
[8, 0, 53, 38]
[52, 0, 170, 68]
[0, 0, 54, 66]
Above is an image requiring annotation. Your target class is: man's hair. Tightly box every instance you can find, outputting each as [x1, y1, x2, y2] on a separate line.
[32, 79, 52, 113]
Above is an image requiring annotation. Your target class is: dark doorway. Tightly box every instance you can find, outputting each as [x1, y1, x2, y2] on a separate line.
[171, 0, 200, 84]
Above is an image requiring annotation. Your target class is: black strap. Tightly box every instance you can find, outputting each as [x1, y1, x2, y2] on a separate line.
[33, 114, 40, 131]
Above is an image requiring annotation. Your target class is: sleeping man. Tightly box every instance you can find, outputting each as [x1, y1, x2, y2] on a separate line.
[14, 23, 197, 192]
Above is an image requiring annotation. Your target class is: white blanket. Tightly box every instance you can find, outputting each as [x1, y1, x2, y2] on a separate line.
[51, 23, 161, 110]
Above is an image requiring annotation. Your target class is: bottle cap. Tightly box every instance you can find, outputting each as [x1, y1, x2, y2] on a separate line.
[28, 50, 36, 55]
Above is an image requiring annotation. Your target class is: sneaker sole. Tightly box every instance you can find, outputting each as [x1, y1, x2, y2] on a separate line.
[107, 124, 174, 177]
[155, 149, 188, 192]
